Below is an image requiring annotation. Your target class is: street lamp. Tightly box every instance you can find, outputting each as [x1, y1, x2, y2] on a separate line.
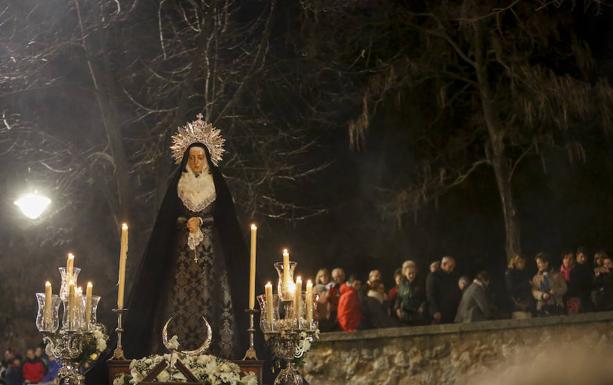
[14, 191, 52, 220]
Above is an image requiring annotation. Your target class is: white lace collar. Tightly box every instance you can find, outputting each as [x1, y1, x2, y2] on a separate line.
[177, 164, 216, 212]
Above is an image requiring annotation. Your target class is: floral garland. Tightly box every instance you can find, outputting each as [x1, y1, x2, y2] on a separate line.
[113, 353, 257, 385]
[75, 324, 108, 369]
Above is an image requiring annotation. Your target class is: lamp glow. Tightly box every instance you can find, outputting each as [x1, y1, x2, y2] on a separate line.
[14, 192, 51, 219]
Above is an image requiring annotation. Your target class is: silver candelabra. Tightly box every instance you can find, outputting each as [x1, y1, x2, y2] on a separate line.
[35, 267, 107, 385]
[257, 260, 319, 385]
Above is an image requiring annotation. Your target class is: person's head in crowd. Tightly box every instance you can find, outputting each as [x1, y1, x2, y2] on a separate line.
[4, 348, 14, 362]
[576, 248, 589, 265]
[368, 270, 382, 285]
[331, 268, 346, 285]
[25, 349, 35, 361]
[313, 284, 328, 303]
[562, 250, 575, 269]
[367, 279, 386, 302]
[475, 271, 491, 287]
[458, 275, 470, 291]
[508, 255, 526, 271]
[34, 347, 44, 359]
[347, 275, 362, 291]
[315, 268, 330, 286]
[603, 257, 613, 271]
[441, 256, 456, 273]
[11, 357, 21, 368]
[594, 251, 607, 267]
[393, 269, 402, 287]
[430, 260, 440, 273]
[535, 253, 551, 273]
[402, 260, 417, 282]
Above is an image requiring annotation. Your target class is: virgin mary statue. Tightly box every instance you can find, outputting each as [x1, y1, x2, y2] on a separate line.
[123, 115, 248, 359]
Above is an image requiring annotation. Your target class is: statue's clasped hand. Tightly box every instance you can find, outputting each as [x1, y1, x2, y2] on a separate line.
[187, 217, 203, 233]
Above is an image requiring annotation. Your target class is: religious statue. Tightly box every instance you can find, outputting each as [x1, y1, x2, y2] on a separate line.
[123, 115, 249, 359]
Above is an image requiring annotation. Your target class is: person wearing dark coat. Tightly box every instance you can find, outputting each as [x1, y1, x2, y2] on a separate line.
[362, 280, 399, 329]
[395, 260, 426, 325]
[571, 249, 594, 312]
[505, 255, 534, 319]
[4, 358, 22, 385]
[426, 256, 462, 324]
[593, 257, 613, 311]
[455, 271, 495, 323]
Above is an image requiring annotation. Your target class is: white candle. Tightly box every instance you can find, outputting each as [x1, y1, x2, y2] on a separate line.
[117, 223, 128, 309]
[249, 224, 257, 309]
[294, 276, 302, 319]
[66, 253, 75, 280]
[282, 248, 290, 291]
[67, 282, 75, 328]
[44, 281, 52, 328]
[306, 279, 313, 325]
[85, 282, 93, 324]
[76, 287, 83, 325]
[265, 282, 274, 325]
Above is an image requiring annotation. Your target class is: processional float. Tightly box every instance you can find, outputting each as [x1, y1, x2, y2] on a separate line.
[35, 221, 319, 385]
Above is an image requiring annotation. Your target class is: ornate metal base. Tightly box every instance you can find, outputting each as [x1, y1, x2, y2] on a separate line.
[273, 362, 307, 385]
[111, 308, 127, 360]
[242, 308, 259, 360]
[43, 331, 85, 385]
[264, 329, 315, 385]
[57, 362, 84, 385]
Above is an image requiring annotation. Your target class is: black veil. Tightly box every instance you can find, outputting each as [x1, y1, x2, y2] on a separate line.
[122, 143, 250, 358]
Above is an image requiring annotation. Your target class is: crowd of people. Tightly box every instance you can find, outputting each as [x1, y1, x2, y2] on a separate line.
[314, 248, 613, 332]
[0, 348, 58, 385]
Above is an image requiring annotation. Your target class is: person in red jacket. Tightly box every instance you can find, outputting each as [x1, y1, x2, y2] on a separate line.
[22, 349, 45, 384]
[337, 279, 362, 332]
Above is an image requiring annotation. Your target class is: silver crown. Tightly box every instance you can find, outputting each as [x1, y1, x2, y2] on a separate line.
[170, 114, 225, 166]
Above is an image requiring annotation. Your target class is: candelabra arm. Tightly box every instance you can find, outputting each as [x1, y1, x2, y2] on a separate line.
[242, 308, 259, 360]
[112, 308, 128, 360]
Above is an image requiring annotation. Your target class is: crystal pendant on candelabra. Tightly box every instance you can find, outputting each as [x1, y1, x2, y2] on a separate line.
[82, 295, 101, 329]
[35, 293, 61, 332]
[59, 267, 81, 301]
[274, 261, 297, 302]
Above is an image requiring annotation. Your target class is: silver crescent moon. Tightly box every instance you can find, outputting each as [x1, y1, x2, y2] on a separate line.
[162, 316, 212, 356]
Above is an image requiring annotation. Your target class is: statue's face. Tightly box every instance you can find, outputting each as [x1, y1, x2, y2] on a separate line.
[188, 147, 208, 175]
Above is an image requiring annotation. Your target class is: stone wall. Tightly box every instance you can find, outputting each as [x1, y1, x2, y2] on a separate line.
[303, 312, 613, 385]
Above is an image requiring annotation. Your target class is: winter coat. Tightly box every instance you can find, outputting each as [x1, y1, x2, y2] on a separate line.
[426, 270, 461, 323]
[593, 270, 613, 311]
[22, 359, 45, 384]
[395, 277, 426, 324]
[568, 263, 594, 302]
[41, 360, 59, 384]
[5, 365, 23, 385]
[455, 281, 494, 323]
[362, 292, 399, 329]
[505, 268, 534, 312]
[532, 270, 567, 313]
[337, 284, 362, 332]
[388, 287, 398, 309]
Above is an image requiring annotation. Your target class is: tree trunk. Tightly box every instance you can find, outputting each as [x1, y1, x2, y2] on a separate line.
[74, 0, 133, 229]
[474, 23, 522, 260]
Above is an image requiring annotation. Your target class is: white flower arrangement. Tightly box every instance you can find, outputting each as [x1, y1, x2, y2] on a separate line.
[77, 323, 109, 364]
[297, 330, 318, 356]
[113, 353, 257, 385]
